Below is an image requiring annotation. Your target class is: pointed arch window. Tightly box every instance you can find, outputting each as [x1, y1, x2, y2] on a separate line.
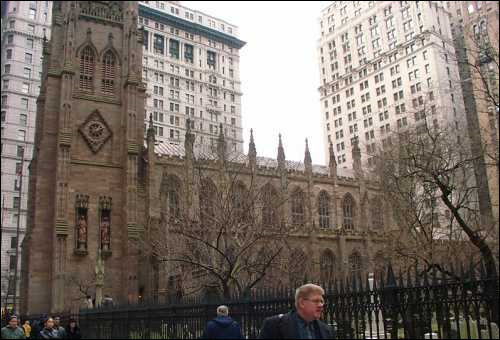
[164, 176, 181, 220]
[320, 249, 336, 283]
[262, 184, 278, 227]
[342, 194, 355, 230]
[349, 251, 362, 275]
[101, 50, 116, 93]
[318, 191, 331, 229]
[231, 182, 251, 223]
[371, 198, 384, 229]
[289, 248, 307, 286]
[291, 188, 305, 226]
[200, 178, 217, 226]
[79, 46, 95, 91]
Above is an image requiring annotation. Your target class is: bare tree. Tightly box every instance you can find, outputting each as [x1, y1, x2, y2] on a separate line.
[141, 158, 299, 301]
[65, 264, 97, 312]
[375, 114, 499, 322]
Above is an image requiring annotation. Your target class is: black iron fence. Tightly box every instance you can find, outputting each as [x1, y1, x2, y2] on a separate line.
[23, 263, 499, 339]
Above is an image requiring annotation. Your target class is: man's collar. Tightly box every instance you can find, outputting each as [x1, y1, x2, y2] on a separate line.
[294, 310, 316, 326]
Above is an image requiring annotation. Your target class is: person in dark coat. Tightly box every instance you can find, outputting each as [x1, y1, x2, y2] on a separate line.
[39, 318, 60, 339]
[201, 305, 244, 339]
[31, 314, 47, 339]
[65, 319, 81, 340]
[259, 284, 335, 339]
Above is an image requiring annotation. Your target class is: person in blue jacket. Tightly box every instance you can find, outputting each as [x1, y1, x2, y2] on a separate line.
[201, 305, 244, 339]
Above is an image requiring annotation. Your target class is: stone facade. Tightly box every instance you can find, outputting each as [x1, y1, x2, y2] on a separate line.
[145, 127, 389, 301]
[22, 1, 389, 314]
[21, 1, 146, 315]
[4, 1, 245, 311]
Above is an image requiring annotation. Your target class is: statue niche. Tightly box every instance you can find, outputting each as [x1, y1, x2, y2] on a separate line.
[99, 196, 112, 257]
[74, 194, 90, 255]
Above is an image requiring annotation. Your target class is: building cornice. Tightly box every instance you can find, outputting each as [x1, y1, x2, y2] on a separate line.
[139, 5, 246, 50]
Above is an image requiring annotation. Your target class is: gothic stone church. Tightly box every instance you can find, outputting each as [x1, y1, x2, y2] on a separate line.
[21, 1, 388, 314]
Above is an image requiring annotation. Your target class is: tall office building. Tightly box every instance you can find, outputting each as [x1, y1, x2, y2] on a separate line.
[1, 0, 52, 310]
[448, 1, 499, 229]
[139, 1, 245, 153]
[1, 0, 245, 311]
[318, 1, 466, 168]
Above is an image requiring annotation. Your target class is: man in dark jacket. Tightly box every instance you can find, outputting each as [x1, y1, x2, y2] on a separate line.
[259, 284, 335, 339]
[201, 305, 244, 339]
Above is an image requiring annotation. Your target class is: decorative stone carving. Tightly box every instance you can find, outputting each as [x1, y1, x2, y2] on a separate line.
[79, 1, 123, 23]
[79, 110, 112, 153]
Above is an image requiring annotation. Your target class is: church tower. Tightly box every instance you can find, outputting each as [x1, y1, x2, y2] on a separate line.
[21, 1, 145, 314]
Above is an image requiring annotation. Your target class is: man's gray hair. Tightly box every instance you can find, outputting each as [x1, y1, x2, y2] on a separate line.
[295, 283, 325, 309]
[217, 305, 229, 316]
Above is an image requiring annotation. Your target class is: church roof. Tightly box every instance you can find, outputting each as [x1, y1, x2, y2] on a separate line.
[152, 142, 355, 179]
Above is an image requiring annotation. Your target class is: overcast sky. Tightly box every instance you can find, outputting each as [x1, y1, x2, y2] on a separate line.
[184, 1, 330, 165]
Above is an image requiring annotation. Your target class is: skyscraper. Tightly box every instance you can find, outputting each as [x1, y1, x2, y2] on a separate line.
[449, 1, 499, 230]
[1, 0, 52, 310]
[139, 1, 246, 153]
[318, 1, 467, 169]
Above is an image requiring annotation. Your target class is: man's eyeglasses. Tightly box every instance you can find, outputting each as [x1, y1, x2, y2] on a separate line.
[303, 298, 325, 305]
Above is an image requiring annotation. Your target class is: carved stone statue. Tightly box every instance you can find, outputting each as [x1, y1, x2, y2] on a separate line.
[100, 215, 110, 250]
[77, 214, 87, 250]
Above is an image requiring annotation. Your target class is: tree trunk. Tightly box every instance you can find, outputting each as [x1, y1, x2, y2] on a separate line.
[438, 187, 499, 325]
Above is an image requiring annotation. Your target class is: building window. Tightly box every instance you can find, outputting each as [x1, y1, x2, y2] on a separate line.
[200, 178, 217, 225]
[289, 248, 307, 286]
[24, 68, 32, 79]
[165, 176, 181, 220]
[262, 184, 279, 227]
[79, 46, 95, 91]
[154, 34, 165, 55]
[318, 191, 331, 229]
[6, 49, 13, 59]
[10, 237, 18, 249]
[13, 197, 21, 209]
[207, 51, 216, 69]
[184, 44, 194, 63]
[17, 130, 26, 141]
[101, 51, 116, 93]
[25, 37, 34, 50]
[20, 114, 27, 126]
[291, 188, 305, 226]
[342, 194, 355, 230]
[21, 98, 29, 110]
[320, 249, 336, 282]
[169, 39, 179, 59]
[371, 199, 383, 229]
[9, 255, 17, 271]
[17, 145, 24, 157]
[349, 251, 362, 274]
